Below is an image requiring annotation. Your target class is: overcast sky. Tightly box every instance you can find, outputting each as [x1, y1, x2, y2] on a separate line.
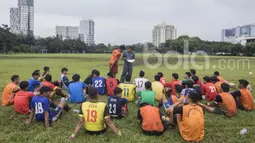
[1, 0, 255, 44]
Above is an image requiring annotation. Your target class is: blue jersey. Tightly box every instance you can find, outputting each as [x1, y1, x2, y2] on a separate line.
[92, 77, 106, 95]
[181, 88, 195, 97]
[68, 82, 87, 103]
[31, 95, 51, 121]
[108, 96, 128, 117]
[28, 78, 41, 92]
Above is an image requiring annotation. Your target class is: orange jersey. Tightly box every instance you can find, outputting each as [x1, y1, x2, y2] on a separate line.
[219, 92, 237, 117]
[106, 78, 118, 96]
[239, 89, 255, 111]
[172, 94, 185, 105]
[110, 49, 121, 65]
[217, 76, 225, 83]
[140, 105, 164, 132]
[214, 81, 222, 93]
[178, 105, 204, 142]
[1, 83, 19, 106]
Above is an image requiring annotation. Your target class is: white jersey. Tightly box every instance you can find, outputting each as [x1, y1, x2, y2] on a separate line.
[134, 78, 148, 92]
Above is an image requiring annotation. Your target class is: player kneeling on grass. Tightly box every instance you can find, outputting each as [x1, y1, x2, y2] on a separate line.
[1, 75, 20, 107]
[68, 88, 121, 140]
[199, 83, 237, 117]
[231, 79, 255, 111]
[26, 86, 69, 128]
[14, 81, 35, 115]
[169, 91, 204, 142]
[136, 81, 156, 106]
[138, 102, 169, 136]
[108, 87, 128, 118]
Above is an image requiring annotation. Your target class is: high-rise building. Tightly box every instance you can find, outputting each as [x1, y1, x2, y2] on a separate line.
[79, 19, 95, 45]
[18, 0, 34, 35]
[153, 22, 177, 47]
[10, 8, 19, 34]
[56, 26, 79, 40]
[222, 24, 255, 44]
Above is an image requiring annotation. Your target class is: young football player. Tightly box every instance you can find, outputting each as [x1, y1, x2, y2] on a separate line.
[137, 81, 156, 106]
[41, 75, 67, 98]
[68, 88, 122, 140]
[109, 45, 125, 77]
[202, 76, 217, 101]
[42, 66, 50, 77]
[158, 72, 166, 85]
[28, 70, 41, 92]
[152, 75, 164, 101]
[134, 70, 148, 92]
[68, 74, 87, 103]
[231, 79, 255, 111]
[190, 69, 202, 87]
[14, 81, 34, 114]
[92, 70, 106, 95]
[191, 76, 202, 97]
[199, 83, 236, 117]
[26, 86, 69, 128]
[108, 87, 128, 118]
[106, 72, 119, 96]
[163, 84, 184, 111]
[214, 71, 226, 83]
[164, 73, 182, 95]
[210, 76, 222, 93]
[1, 75, 20, 106]
[61, 68, 69, 90]
[119, 75, 136, 101]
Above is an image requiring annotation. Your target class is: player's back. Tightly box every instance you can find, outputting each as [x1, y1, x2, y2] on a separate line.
[106, 78, 118, 96]
[203, 83, 217, 101]
[152, 81, 164, 101]
[119, 83, 136, 101]
[81, 101, 107, 131]
[134, 77, 148, 92]
[92, 77, 106, 95]
[108, 96, 127, 117]
[31, 95, 50, 121]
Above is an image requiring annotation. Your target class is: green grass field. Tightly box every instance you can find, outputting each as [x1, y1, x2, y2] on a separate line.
[0, 54, 255, 143]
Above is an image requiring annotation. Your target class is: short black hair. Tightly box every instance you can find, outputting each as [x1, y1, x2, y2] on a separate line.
[128, 46, 133, 50]
[214, 71, 220, 76]
[45, 75, 52, 82]
[32, 70, 40, 76]
[186, 80, 193, 88]
[114, 87, 123, 95]
[19, 81, 28, 90]
[72, 74, 80, 82]
[221, 83, 230, 92]
[61, 68, 68, 73]
[139, 71, 145, 78]
[119, 45, 125, 50]
[238, 79, 249, 88]
[92, 69, 97, 74]
[126, 75, 131, 82]
[190, 69, 196, 75]
[154, 75, 160, 81]
[107, 72, 113, 77]
[192, 76, 199, 83]
[175, 84, 183, 94]
[185, 72, 191, 77]
[188, 91, 200, 103]
[210, 76, 219, 82]
[94, 70, 100, 76]
[39, 86, 52, 95]
[203, 76, 211, 82]
[53, 81, 60, 86]
[145, 81, 152, 89]
[11, 75, 19, 82]
[172, 73, 179, 80]
[44, 66, 49, 71]
[157, 72, 163, 78]
[88, 87, 98, 99]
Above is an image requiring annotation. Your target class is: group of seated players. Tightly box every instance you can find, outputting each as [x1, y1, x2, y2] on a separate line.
[1, 66, 255, 142]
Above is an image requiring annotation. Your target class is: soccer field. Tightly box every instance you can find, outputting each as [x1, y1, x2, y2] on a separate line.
[0, 54, 255, 143]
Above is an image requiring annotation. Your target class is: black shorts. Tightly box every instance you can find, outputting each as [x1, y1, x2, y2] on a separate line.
[86, 128, 107, 135]
[213, 107, 225, 115]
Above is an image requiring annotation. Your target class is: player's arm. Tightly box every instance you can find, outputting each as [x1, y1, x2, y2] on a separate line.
[39, 72, 49, 81]
[104, 107, 121, 136]
[166, 97, 182, 113]
[231, 90, 241, 98]
[44, 111, 50, 129]
[25, 109, 35, 125]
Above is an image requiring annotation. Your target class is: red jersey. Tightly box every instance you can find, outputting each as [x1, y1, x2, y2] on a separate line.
[196, 78, 203, 87]
[106, 78, 118, 96]
[41, 81, 57, 90]
[14, 91, 34, 114]
[160, 77, 166, 85]
[202, 83, 217, 101]
[164, 80, 182, 95]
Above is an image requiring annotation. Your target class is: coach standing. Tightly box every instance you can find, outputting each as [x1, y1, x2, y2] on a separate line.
[120, 46, 135, 83]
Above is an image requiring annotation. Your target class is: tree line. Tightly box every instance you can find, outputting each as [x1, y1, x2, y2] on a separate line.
[1, 24, 255, 55]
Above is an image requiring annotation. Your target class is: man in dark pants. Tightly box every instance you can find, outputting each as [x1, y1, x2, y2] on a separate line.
[120, 47, 135, 83]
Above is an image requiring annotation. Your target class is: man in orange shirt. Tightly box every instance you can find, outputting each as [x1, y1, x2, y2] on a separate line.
[109, 45, 125, 77]
[214, 71, 226, 83]
[1, 75, 20, 106]
[231, 79, 255, 111]
[164, 73, 181, 95]
[199, 83, 237, 117]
